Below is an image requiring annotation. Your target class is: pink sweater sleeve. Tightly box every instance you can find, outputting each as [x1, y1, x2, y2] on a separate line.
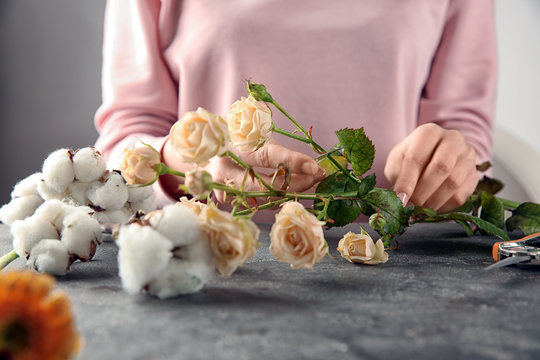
[417, 0, 497, 163]
[94, 0, 179, 206]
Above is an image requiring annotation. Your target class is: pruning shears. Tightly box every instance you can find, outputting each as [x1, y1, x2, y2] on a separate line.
[484, 232, 540, 270]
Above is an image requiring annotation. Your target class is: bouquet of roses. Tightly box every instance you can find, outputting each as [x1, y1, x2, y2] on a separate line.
[1, 81, 539, 299]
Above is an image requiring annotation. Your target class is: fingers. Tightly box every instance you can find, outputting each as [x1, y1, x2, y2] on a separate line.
[238, 141, 325, 179]
[206, 156, 321, 203]
[385, 123, 478, 212]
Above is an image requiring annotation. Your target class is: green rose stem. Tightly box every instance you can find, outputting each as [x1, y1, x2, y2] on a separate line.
[156, 163, 185, 178]
[498, 197, 520, 210]
[0, 249, 18, 270]
[223, 151, 275, 192]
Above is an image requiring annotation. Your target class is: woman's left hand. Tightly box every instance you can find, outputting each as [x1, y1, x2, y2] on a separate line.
[384, 123, 479, 213]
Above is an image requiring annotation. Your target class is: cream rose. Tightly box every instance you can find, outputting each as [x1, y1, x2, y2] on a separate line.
[169, 107, 229, 166]
[269, 202, 327, 269]
[121, 145, 161, 185]
[178, 197, 207, 215]
[226, 96, 273, 151]
[337, 229, 388, 265]
[199, 205, 260, 276]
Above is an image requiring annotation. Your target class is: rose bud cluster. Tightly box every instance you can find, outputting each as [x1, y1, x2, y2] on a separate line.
[0, 147, 155, 226]
[117, 203, 214, 298]
[10, 199, 102, 275]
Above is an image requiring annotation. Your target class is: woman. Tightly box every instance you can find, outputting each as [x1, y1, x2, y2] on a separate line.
[95, 0, 496, 217]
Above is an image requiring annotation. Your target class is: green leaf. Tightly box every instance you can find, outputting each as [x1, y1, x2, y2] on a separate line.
[357, 174, 376, 197]
[335, 128, 375, 177]
[315, 172, 361, 227]
[359, 189, 407, 238]
[479, 192, 505, 229]
[317, 155, 348, 175]
[455, 220, 474, 236]
[506, 202, 540, 235]
[417, 212, 510, 241]
[474, 176, 504, 196]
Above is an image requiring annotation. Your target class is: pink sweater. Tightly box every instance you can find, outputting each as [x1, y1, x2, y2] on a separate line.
[95, 0, 496, 210]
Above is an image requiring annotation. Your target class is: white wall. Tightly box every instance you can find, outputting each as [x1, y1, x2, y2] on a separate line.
[493, 0, 540, 202]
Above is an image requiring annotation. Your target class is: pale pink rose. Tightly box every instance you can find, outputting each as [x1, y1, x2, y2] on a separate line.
[226, 96, 273, 151]
[184, 169, 213, 199]
[169, 107, 228, 166]
[269, 202, 327, 269]
[337, 229, 388, 265]
[199, 205, 260, 276]
[121, 145, 161, 185]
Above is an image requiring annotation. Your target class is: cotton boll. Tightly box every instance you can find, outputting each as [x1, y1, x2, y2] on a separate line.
[173, 237, 212, 264]
[150, 203, 202, 247]
[33, 200, 67, 231]
[146, 259, 214, 298]
[42, 148, 75, 193]
[117, 223, 172, 294]
[72, 147, 107, 182]
[11, 172, 43, 198]
[11, 217, 59, 258]
[28, 239, 70, 275]
[61, 211, 102, 260]
[0, 195, 43, 225]
[37, 180, 66, 201]
[128, 193, 156, 214]
[105, 208, 132, 224]
[88, 171, 129, 210]
[127, 184, 154, 202]
[67, 180, 91, 205]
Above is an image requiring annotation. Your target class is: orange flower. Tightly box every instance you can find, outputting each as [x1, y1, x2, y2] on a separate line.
[0, 271, 81, 360]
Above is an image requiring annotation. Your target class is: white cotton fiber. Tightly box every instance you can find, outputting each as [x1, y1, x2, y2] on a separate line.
[149, 203, 202, 247]
[72, 147, 107, 182]
[117, 223, 172, 294]
[33, 200, 68, 230]
[37, 179, 65, 201]
[172, 237, 212, 264]
[28, 239, 70, 275]
[146, 259, 214, 298]
[67, 180, 91, 205]
[128, 194, 156, 214]
[11, 172, 43, 198]
[42, 148, 75, 193]
[127, 185, 154, 202]
[0, 195, 43, 225]
[61, 210, 102, 260]
[87, 171, 129, 210]
[11, 216, 59, 258]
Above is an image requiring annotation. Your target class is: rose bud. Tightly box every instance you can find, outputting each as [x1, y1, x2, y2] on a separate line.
[184, 168, 213, 199]
[337, 229, 388, 265]
[121, 145, 162, 186]
[226, 96, 273, 151]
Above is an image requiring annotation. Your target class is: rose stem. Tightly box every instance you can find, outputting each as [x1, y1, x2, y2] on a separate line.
[223, 151, 274, 192]
[0, 250, 19, 270]
[317, 197, 332, 221]
[157, 163, 186, 178]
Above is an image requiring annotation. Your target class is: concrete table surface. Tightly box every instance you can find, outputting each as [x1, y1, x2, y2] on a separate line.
[1, 222, 539, 360]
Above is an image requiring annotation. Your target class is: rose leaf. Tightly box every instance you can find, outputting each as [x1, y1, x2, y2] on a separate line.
[506, 202, 540, 235]
[359, 189, 407, 237]
[479, 191, 505, 229]
[357, 173, 376, 197]
[315, 172, 361, 227]
[335, 128, 375, 177]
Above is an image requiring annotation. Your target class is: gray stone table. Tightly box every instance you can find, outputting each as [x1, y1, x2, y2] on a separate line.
[1, 222, 540, 360]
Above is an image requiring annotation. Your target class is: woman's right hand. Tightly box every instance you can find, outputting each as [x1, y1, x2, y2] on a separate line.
[161, 140, 326, 202]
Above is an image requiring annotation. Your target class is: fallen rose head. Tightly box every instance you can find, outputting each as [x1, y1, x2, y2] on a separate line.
[226, 96, 273, 151]
[200, 205, 260, 276]
[184, 168, 213, 199]
[169, 107, 229, 166]
[121, 145, 161, 185]
[269, 201, 327, 269]
[337, 229, 388, 265]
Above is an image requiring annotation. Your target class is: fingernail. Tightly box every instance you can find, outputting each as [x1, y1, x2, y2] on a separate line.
[397, 192, 408, 206]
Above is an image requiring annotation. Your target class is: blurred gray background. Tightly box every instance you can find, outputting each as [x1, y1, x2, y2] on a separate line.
[0, 0, 539, 205]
